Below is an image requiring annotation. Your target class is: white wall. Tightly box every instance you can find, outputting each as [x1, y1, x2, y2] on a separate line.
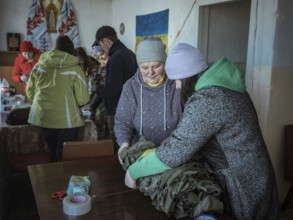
[0, 0, 199, 53]
[246, 0, 293, 200]
[70, 0, 112, 52]
[0, 0, 29, 50]
[0, 0, 112, 54]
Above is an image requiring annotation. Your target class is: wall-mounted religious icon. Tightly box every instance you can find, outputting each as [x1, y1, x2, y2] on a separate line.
[7, 33, 21, 51]
[41, 0, 64, 33]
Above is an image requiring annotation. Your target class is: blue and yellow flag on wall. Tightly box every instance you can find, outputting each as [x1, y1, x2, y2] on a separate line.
[136, 9, 169, 52]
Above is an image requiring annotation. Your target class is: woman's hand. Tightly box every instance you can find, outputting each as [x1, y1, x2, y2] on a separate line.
[20, 74, 28, 83]
[125, 170, 137, 189]
[118, 142, 129, 165]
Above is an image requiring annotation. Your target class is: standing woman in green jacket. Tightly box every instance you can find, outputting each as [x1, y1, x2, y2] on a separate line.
[26, 36, 90, 161]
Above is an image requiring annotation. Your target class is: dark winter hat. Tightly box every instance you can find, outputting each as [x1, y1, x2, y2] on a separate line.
[165, 43, 208, 80]
[136, 37, 167, 65]
[92, 26, 117, 46]
[20, 41, 34, 52]
[55, 35, 74, 55]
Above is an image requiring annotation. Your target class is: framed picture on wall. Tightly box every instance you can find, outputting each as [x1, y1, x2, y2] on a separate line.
[7, 33, 21, 51]
[41, 0, 64, 33]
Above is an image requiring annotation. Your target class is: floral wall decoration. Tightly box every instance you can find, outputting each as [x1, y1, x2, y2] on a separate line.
[26, 0, 79, 51]
[56, 0, 80, 48]
[26, 0, 51, 51]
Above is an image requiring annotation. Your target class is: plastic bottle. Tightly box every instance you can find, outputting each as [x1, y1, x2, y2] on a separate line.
[1, 78, 10, 112]
[1, 78, 10, 98]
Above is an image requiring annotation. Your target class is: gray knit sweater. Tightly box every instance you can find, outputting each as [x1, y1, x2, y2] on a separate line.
[114, 69, 182, 146]
[157, 87, 280, 219]
[156, 59, 280, 219]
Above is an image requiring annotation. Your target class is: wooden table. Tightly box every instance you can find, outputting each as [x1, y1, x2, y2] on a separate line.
[28, 156, 184, 220]
[1, 120, 97, 154]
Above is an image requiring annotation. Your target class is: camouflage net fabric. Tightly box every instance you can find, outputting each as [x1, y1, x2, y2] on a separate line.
[119, 137, 223, 219]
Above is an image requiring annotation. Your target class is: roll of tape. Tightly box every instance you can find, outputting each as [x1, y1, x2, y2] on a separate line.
[63, 194, 91, 216]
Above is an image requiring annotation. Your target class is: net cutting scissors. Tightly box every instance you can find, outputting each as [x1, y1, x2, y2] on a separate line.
[51, 190, 67, 200]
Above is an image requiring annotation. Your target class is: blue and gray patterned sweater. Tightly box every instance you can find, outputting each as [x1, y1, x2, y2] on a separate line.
[129, 58, 280, 219]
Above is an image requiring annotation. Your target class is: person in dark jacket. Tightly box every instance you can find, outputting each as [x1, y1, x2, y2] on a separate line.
[125, 43, 281, 219]
[92, 26, 138, 147]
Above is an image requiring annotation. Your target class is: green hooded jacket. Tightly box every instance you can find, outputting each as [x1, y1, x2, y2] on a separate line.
[129, 58, 246, 179]
[26, 50, 90, 128]
[195, 58, 245, 93]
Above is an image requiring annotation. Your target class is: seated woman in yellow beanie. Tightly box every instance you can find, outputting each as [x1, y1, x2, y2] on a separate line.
[114, 37, 183, 163]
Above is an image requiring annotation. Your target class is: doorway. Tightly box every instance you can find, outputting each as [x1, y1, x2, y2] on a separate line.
[197, 0, 251, 72]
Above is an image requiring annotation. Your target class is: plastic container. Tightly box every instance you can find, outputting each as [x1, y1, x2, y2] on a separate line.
[1, 78, 10, 98]
[1, 78, 12, 113]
